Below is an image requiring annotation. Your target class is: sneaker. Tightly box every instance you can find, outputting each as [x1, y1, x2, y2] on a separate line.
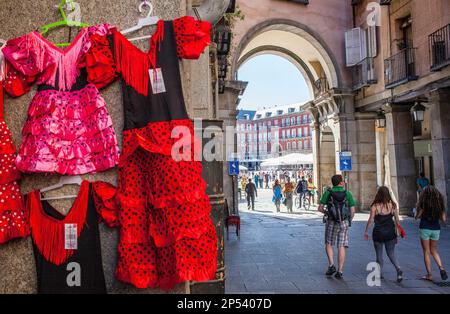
[440, 269, 448, 281]
[326, 265, 336, 276]
[397, 269, 403, 283]
[335, 271, 344, 279]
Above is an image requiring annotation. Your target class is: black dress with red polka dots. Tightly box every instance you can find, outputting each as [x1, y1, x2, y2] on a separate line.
[86, 16, 217, 290]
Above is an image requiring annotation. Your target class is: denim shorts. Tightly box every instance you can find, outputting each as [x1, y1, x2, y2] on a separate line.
[419, 228, 440, 241]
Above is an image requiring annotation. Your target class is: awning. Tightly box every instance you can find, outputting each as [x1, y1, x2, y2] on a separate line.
[260, 153, 313, 167]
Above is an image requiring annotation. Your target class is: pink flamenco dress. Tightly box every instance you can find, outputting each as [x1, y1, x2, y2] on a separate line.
[0, 51, 28, 244]
[2, 24, 119, 175]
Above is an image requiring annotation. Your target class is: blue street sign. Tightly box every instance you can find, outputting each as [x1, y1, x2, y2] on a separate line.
[229, 161, 240, 176]
[339, 151, 352, 171]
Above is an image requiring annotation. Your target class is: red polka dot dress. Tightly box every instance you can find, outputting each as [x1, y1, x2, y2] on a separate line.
[86, 17, 217, 290]
[0, 59, 28, 244]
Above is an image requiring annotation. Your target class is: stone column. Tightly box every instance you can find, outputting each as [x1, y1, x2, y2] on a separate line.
[385, 104, 416, 214]
[375, 125, 387, 187]
[218, 80, 248, 215]
[353, 113, 378, 210]
[430, 88, 450, 211]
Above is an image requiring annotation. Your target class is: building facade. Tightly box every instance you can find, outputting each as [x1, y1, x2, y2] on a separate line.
[237, 104, 312, 169]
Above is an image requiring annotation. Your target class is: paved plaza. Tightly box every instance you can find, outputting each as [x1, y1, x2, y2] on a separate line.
[225, 188, 450, 294]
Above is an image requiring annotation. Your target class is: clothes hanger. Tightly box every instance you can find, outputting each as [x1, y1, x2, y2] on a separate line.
[0, 39, 6, 81]
[122, 0, 160, 41]
[38, 0, 90, 47]
[40, 175, 83, 201]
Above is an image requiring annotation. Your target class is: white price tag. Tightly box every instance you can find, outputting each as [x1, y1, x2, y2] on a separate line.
[65, 223, 78, 250]
[148, 68, 166, 94]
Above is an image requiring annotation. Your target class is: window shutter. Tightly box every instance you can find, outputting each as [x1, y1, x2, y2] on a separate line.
[345, 27, 370, 66]
[345, 28, 362, 66]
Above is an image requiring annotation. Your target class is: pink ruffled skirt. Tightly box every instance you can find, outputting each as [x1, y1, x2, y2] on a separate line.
[16, 84, 120, 175]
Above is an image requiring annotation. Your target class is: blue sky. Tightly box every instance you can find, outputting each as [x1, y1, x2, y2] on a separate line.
[237, 54, 312, 110]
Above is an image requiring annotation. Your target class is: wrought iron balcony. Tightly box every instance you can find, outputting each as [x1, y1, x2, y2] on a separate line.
[429, 24, 450, 71]
[352, 57, 377, 91]
[384, 48, 418, 89]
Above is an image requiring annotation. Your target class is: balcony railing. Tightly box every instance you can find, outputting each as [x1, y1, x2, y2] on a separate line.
[384, 48, 418, 89]
[352, 57, 377, 91]
[429, 24, 450, 71]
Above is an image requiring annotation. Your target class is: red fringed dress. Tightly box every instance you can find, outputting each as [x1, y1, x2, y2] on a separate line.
[2, 25, 120, 175]
[85, 17, 217, 289]
[26, 180, 119, 293]
[0, 55, 28, 244]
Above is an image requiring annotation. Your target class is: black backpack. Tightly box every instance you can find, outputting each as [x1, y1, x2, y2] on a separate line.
[326, 189, 352, 224]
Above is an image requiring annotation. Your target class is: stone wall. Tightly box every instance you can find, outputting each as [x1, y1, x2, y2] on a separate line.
[0, 0, 217, 294]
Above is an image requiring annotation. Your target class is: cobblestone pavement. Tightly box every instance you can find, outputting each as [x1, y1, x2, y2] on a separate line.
[225, 188, 450, 294]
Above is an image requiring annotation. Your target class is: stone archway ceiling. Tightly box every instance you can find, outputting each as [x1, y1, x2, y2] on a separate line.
[237, 27, 337, 89]
[238, 45, 316, 98]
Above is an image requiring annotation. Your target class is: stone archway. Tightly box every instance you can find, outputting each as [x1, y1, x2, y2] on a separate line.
[227, 2, 378, 211]
[231, 18, 342, 90]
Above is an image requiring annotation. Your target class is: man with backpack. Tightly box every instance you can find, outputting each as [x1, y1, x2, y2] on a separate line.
[318, 174, 356, 279]
[295, 176, 308, 208]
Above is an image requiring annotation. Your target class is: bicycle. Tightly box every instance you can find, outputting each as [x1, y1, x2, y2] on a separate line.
[294, 192, 311, 210]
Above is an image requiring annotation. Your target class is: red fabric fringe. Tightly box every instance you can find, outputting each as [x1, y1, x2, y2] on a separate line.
[113, 20, 165, 97]
[28, 181, 89, 265]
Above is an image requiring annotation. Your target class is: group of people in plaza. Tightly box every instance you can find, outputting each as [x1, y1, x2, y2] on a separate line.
[240, 169, 448, 284]
[319, 174, 447, 283]
[239, 168, 315, 212]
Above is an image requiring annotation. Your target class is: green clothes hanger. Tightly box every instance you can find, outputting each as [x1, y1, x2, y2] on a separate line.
[39, 0, 90, 47]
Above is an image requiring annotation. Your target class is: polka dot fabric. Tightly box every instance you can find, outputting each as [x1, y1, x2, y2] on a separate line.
[0, 83, 28, 244]
[15, 84, 120, 175]
[173, 16, 211, 59]
[116, 120, 217, 290]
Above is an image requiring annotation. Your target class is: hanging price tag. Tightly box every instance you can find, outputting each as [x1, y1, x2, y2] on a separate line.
[65, 223, 78, 250]
[148, 68, 166, 94]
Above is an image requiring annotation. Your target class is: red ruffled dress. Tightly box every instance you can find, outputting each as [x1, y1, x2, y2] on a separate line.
[85, 17, 217, 289]
[0, 57, 28, 244]
[2, 24, 119, 175]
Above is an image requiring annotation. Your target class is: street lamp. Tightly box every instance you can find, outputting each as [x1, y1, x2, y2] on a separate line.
[376, 112, 386, 128]
[411, 101, 426, 122]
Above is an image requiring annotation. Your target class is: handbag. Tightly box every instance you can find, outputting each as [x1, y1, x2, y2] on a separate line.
[397, 223, 406, 238]
[282, 197, 287, 206]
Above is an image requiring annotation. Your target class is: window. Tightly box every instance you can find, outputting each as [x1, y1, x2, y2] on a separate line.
[292, 129, 296, 137]
[345, 27, 366, 66]
[287, 142, 291, 150]
[288, 107, 295, 113]
[282, 130, 286, 138]
[292, 142, 297, 150]
[297, 116, 301, 125]
[274, 120, 278, 126]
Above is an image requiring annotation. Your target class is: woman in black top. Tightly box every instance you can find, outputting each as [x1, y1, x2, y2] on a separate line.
[364, 186, 403, 282]
[416, 186, 448, 281]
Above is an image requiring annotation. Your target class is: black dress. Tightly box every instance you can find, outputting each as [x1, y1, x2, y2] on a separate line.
[27, 180, 119, 294]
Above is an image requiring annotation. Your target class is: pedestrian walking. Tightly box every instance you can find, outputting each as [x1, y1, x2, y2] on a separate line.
[318, 174, 356, 279]
[283, 177, 295, 213]
[254, 173, 260, 189]
[265, 173, 270, 189]
[364, 186, 403, 282]
[417, 172, 430, 195]
[272, 179, 283, 213]
[259, 174, 264, 190]
[416, 186, 448, 281]
[307, 177, 316, 205]
[295, 176, 308, 208]
[245, 178, 258, 211]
